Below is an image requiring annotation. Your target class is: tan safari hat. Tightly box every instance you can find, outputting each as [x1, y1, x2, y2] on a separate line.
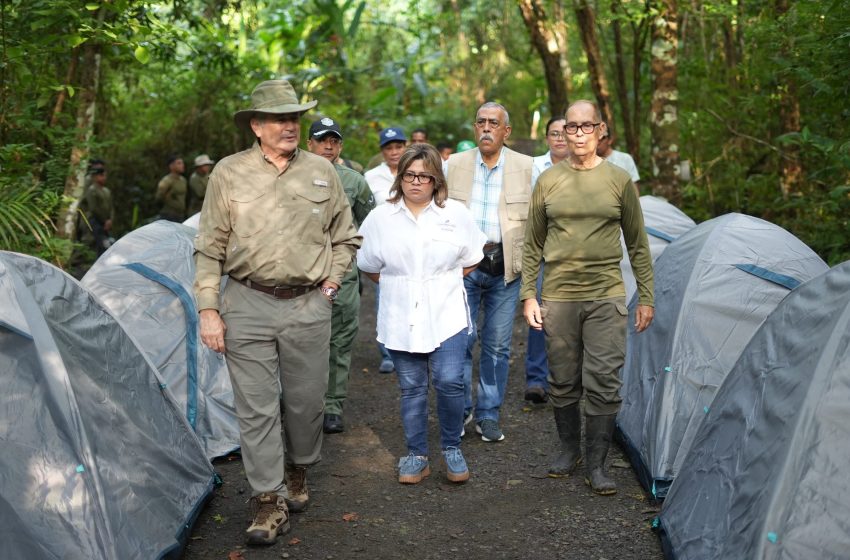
[233, 79, 318, 133]
[193, 154, 214, 167]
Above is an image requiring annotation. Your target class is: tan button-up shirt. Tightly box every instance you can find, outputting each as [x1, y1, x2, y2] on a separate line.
[193, 144, 362, 311]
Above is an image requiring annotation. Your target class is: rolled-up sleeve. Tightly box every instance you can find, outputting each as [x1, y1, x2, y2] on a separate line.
[326, 172, 362, 285]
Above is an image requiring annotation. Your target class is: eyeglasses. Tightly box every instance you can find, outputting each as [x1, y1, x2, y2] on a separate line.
[401, 172, 435, 185]
[565, 122, 602, 134]
[474, 118, 502, 128]
[547, 131, 566, 139]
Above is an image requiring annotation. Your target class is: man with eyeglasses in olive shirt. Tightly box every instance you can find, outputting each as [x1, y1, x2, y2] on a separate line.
[521, 100, 654, 496]
[524, 116, 570, 405]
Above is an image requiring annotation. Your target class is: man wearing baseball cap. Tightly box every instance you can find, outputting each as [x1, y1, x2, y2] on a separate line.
[194, 80, 361, 546]
[188, 153, 215, 216]
[307, 117, 375, 435]
[364, 126, 407, 374]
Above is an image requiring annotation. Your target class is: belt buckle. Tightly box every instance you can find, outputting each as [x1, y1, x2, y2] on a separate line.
[272, 285, 291, 299]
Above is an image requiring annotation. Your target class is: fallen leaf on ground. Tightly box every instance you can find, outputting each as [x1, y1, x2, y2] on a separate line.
[342, 512, 359, 522]
[228, 551, 244, 560]
[288, 537, 301, 545]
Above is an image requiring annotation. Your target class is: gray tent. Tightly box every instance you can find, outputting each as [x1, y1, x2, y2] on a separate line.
[0, 251, 214, 559]
[658, 261, 850, 560]
[620, 195, 696, 301]
[82, 220, 239, 459]
[617, 213, 828, 498]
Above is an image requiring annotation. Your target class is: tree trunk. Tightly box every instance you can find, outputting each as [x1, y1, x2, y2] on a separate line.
[610, 0, 636, 158]
[57, 40, 102, 240]
[649, 0, 680, 203]
[573, 0, 614, 127]
[517, 0, 571, 117]
[775, 0, 802, 198]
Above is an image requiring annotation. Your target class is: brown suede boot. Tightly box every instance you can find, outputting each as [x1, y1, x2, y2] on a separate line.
[245, 492, 289, 546]
[285, 465, 309, 513]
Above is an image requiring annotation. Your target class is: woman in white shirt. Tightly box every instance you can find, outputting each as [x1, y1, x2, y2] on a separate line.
[357, 144, 486, 485]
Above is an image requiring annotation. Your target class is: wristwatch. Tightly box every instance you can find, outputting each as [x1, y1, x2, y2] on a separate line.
[319, 286, 338, 301]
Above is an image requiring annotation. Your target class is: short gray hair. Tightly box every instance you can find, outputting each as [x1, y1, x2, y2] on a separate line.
[476, 102, 510, 126]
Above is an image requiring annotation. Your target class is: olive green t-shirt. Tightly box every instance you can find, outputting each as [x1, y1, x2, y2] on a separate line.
[188, 171, 210, 215]
[520, 160, 654, 306]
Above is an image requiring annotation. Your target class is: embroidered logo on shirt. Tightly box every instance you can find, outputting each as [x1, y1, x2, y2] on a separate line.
[313, 179, 329, 187]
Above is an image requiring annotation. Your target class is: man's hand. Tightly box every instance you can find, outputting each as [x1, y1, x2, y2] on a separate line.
[635, 304, 654, 333]
[524, 298, 543, 330]
[200, 309, 226, 353]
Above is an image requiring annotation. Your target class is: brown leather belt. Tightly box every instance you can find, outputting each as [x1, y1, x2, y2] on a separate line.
[233, 277, 313, 299]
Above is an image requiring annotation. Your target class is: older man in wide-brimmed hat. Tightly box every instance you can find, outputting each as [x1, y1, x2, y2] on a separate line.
[193, 79, 362, 546]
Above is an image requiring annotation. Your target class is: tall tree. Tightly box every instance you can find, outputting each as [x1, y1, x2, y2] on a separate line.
[649, 0, 680, 203]
[774, 0, 802, 199]
[517, 0, 572, 116]
[573, 0, 614, 127]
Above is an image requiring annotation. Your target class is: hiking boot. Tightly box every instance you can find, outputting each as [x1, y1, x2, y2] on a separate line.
[584, 413, 617, 495]
[524, 385, 548, 404]
[548, 404, 582, 478]
[475, 419, 505, 442]
[285, 465, 309, 512]
[398, 454, 430, 484]
[442, 447, 470, 483]
[245, 492, 289, 546]
[378, 358, 395, 373]
[323, 413, 344, 434]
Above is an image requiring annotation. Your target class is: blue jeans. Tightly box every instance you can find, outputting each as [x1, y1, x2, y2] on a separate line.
[525, 266, 549, 389]
[389, 329, 467, 456]
[463, 269, 521, 422]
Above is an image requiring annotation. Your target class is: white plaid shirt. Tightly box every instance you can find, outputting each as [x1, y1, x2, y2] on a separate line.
[469, 148, 506, 243]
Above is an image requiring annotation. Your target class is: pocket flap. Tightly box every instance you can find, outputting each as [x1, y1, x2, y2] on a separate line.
[294, 184, 331, 203]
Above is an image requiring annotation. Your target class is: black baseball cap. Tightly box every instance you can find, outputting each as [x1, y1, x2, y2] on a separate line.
[309, 117, 343, 140]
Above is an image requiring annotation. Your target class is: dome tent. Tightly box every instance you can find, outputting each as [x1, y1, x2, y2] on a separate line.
[620, 195, 696, 301]
[0, 251, 214, 559]
[658, 261, 850, 560]
[617, 213, 828, 499]
[82, 220, 239, 460]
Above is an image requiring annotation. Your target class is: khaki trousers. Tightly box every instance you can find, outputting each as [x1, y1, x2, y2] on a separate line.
[542, 298, 627, 416]
[221, 280, 331, 496]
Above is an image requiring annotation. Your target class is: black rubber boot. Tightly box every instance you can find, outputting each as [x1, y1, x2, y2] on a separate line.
[548, 404, 582, 477]
[584, 413, 617, 495]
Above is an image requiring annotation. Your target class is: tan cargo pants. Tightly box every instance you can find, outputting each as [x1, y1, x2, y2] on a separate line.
[541, 298, 628, 416]
[221, 279, 331, 496]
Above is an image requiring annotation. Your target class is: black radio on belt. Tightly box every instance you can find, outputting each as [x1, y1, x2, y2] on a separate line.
[477, 243, 504, 276]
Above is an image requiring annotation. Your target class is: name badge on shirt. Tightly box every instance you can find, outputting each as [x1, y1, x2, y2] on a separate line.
[313, 179, 329, 187]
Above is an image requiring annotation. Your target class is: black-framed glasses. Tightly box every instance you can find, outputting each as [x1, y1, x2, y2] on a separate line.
[401, 172, 435, 185]
[565, 122, 601, 134]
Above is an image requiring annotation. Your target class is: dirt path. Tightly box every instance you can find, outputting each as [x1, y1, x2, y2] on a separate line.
[184, 285, 662, 560]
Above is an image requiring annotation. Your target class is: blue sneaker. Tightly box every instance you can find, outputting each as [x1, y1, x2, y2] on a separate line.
[442, 447, 470, 483]
[398, 454, 430, 484]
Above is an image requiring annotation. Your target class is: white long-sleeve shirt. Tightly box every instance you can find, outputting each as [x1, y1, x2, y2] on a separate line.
[357, 198, 486, 353]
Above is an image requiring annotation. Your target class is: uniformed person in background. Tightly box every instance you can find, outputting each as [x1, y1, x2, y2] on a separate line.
[194, 79, 361, 546]
[188, 153, 214, 216]
[155, 154, 187, 222]
[77, 159, 114, 255]
[306, 116, 375, 435]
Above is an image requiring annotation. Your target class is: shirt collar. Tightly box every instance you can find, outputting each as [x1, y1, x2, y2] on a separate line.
[475, 147, 506, 170]
[254, 142, 300, 169]
[393, 197, 440, 216]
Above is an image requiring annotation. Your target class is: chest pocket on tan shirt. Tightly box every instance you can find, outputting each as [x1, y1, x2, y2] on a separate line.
[230, 186, 268, 237]
[293, 183, 331, 245]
